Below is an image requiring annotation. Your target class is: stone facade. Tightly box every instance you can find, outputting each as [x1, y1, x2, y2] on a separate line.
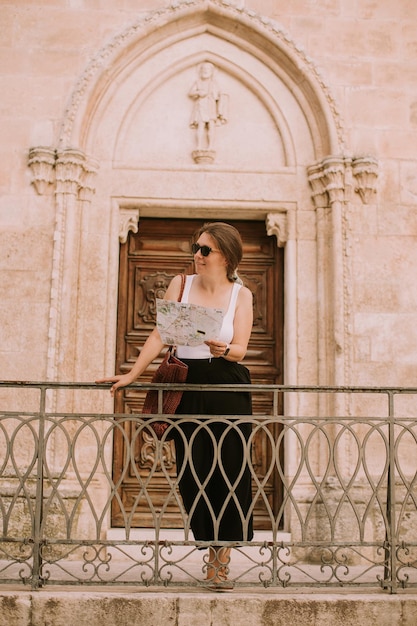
[1, 0, 415, 390]
[1, 0, 417, 543]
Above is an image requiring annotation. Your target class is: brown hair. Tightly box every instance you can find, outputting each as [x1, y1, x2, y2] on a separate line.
[194, 222, 243, 283]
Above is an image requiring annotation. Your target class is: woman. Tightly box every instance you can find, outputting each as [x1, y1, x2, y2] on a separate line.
[97, 222, 254, 587]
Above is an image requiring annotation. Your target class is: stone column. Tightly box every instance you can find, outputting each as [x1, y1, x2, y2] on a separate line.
[307, 155, 379, 528]
[265, 211, 300, 507]
[307, 155, 378, 390]
[28, 147, 102, 530]
[321, 156, 347, 388]
[306, 157, 351, 507]
[28, 146, 98, 399]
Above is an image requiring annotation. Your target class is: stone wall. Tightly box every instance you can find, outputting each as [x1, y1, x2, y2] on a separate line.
[1, 0, 416, 542]
[1, 0, 416, 390]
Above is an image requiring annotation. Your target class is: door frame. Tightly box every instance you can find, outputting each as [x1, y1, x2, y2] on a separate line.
[107, 201, 297, 530]
[110, 201, 296, 395]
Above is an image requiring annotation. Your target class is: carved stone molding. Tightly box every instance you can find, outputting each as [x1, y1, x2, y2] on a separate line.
[308, 155, 378, 208]
[28, 146, 98, 201]
[27, 147, 56, 195]
[58, 0, 345, 153]
[119, 207, 140, 244]
[78, 158, 99, 202]
[320, 156, 347, 205]
[307, 156, 346, 208]
[55, 149, 87, 196]
[192, 149, 216, 164]
[307, 162, 329, 209]
[265, 212, 288, 247]
[352, 156, 378, 204]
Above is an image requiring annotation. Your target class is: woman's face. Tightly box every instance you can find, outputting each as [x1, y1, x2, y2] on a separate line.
[193, 233, 227, 276]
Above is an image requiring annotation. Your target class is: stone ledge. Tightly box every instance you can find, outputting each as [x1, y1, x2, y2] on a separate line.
[1, 588, 417, 626]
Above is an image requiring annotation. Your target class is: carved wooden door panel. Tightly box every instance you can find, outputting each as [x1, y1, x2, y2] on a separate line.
[112, 218, 284, 529]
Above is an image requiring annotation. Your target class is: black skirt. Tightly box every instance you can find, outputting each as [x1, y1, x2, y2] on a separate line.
[174, 358, 253, 543]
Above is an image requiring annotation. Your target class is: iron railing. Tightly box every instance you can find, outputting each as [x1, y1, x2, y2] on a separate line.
[0, 380, 416, 592]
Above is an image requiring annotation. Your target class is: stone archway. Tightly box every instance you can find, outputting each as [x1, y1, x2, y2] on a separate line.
[28, 0, 348, 390]
[27, 1, 379, 533]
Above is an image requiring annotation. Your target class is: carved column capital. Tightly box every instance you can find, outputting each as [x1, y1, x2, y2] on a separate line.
[28, 146, 98, 200]
[78, 158, 99, 202]
[55, 149, 87, 195]
[308, 155, 378, 208]
[307, 161, 329, 209]
[352, 156, 378, 204]
[266, 212, 288, 247]
[320, 156, 347, 204]
[28, 147, 56, 195]
[119, 207, 140, 244]
[308, 156, 348, 208]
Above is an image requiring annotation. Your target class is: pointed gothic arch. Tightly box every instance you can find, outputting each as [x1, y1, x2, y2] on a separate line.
[59, 0, 344, 158]
[27, 0, 378, 401]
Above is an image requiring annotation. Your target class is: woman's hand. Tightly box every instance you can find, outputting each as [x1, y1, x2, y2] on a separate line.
[95, 276, 179, 397]
[205, 340, 229, 358]
[95, 373, 134, 397]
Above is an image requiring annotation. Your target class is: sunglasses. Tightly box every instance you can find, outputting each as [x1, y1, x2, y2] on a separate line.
[191, 242, 219, 257]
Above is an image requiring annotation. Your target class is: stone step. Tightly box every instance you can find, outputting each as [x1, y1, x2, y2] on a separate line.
[1, 589, 416, 626]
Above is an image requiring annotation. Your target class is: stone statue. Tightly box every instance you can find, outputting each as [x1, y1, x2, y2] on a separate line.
[189, 62, 228, 163]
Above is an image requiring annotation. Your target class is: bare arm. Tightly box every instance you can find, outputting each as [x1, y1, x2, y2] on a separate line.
[96, 274, 184, 396]
[205, 285, 253, 361]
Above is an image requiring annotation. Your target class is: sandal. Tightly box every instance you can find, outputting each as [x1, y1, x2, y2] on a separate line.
[204, 547, 234, 589]
[205, 579, 235, 591]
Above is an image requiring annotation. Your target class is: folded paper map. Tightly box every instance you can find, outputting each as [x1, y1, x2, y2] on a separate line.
[156, 299, 224, 346]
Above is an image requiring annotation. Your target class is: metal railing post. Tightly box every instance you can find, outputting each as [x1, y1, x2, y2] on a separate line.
[31, 384, 46, 589]
[385, 391, 397, 593]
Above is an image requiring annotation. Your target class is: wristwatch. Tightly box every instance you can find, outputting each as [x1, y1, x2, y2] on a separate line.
[223, 344, 230, 357]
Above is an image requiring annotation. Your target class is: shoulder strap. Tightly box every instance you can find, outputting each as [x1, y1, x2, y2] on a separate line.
[168, 274, 186, 354]
[177, 274, 186, 302]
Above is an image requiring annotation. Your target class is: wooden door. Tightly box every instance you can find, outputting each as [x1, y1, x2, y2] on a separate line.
[112, 218, 284, 529]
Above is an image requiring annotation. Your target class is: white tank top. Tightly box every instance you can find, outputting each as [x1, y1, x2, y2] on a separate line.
[176, 274, 241, 360]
